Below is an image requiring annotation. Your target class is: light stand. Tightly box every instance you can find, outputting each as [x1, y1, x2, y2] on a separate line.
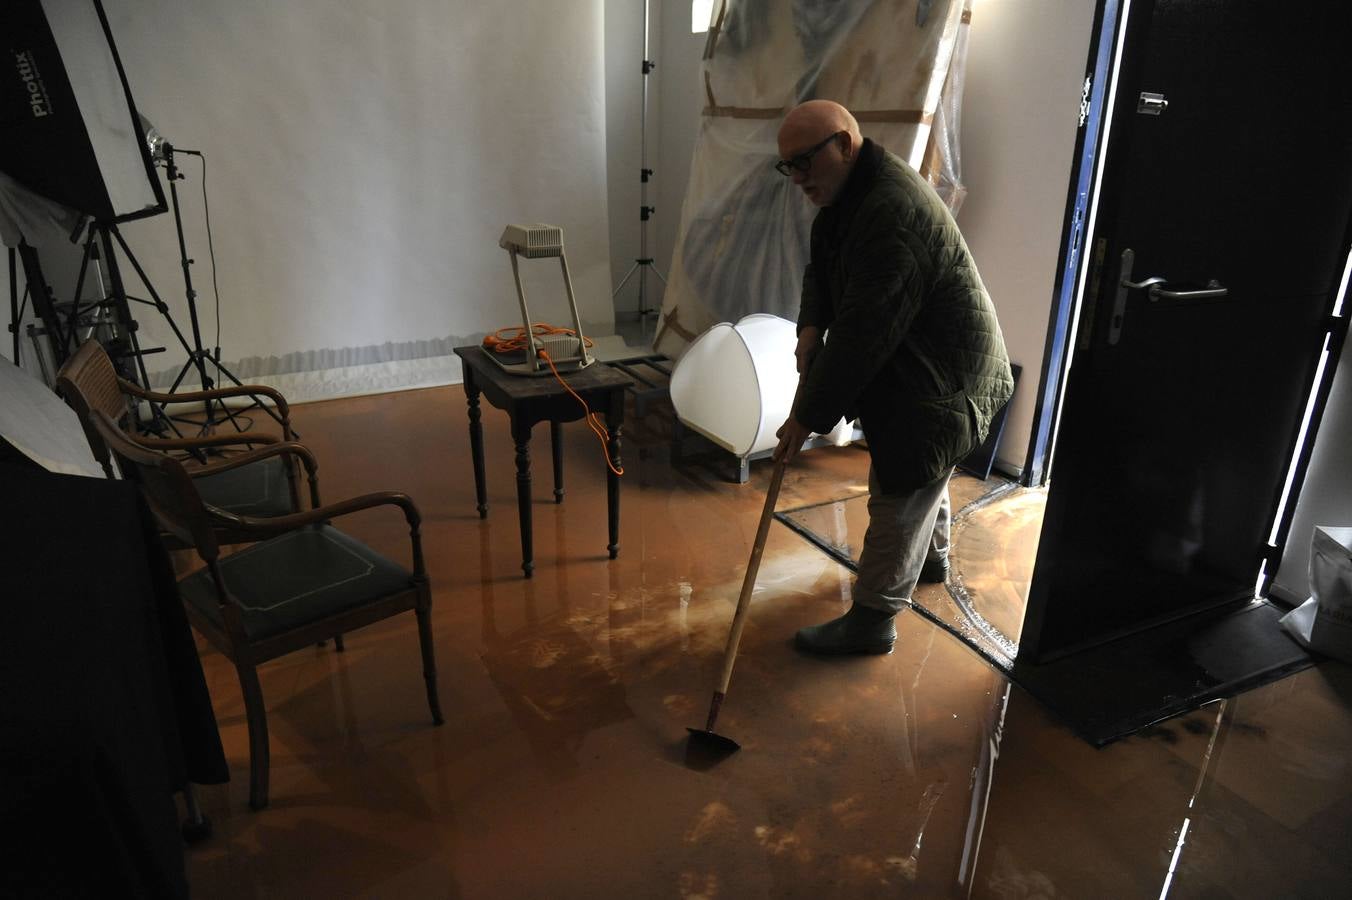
[66, 159, 285, 441]
[11, 241, 76, 384]
[156, 143, 231, 428]
[70, 220, 159, 393]
[611, 0, 667, 337]
[139, 142, 286, 436]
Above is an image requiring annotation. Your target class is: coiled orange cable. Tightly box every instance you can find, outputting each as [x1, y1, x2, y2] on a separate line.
[482, 323, 594, 354]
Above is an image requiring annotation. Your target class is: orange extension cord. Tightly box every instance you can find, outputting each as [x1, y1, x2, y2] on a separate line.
[481, 323, 595, 355]
[483, 324, 623, 476]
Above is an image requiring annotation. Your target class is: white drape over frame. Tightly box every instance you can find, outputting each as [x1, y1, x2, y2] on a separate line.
[655, 0, 971, 359]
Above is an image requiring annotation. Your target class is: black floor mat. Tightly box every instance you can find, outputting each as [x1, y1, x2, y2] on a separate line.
[1012, 600, 1314, 745]
[777, 489, 1315, 746]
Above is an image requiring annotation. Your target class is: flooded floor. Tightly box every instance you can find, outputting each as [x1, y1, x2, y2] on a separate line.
[184, 386, 1352, 898]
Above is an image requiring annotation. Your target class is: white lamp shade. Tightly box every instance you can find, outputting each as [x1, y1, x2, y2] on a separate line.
[670, 313, 804, 457]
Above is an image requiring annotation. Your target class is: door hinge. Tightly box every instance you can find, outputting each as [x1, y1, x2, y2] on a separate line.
[1138, 92, 1169, 115]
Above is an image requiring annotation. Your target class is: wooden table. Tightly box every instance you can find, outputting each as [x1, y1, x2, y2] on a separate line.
[454, 345, 632, 577]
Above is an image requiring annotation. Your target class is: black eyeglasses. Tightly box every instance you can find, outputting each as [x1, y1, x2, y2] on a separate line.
[774, 131, 844, 176]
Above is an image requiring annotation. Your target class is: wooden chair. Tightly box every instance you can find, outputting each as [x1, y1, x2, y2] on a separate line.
[55, 339, 321, 544]
[89, 408, 444, 810]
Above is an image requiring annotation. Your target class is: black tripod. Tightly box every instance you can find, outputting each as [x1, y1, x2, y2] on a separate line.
[70, 221, 160, 393]
[76, 144, 283, 438]
[611, 0, 667, 336]
[156, 142, 244, 433]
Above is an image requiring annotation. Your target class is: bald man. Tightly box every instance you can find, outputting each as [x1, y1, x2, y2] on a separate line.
[772, 100, 1013, 655]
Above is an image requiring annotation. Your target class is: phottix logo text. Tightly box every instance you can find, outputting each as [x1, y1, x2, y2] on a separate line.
[15, 50, 52, 118]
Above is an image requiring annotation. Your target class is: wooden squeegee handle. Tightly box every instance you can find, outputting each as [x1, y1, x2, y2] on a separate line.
[714, 457, 788, 696]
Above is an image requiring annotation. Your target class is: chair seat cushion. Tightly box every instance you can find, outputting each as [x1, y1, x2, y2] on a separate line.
[193, 456, 295, 518]
[179, 524, 415, 641]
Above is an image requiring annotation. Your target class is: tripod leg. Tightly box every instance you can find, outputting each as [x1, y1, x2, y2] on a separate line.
[8, 248, 19, 363]
[199, 355, 292, 434]
[96, 227, 154, 391]
[611, 262, 640, 299]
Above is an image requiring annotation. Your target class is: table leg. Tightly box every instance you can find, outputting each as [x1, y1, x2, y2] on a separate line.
[464, 371, 488, 518]
[606, 391, 623, 559]
[512, 418, 534, 578]
[550, 420, 564, 503]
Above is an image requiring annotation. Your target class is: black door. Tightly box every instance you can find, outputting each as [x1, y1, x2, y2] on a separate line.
[1021, 1, 1352, 662]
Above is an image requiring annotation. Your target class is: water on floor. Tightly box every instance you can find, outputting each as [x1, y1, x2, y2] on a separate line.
[182, 386, 1352, 898]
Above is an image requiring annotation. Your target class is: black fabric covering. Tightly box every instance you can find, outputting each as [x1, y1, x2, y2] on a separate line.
[0, 463, 228, 899]
[193, 454, 296, 518]
[178, 524, 413, 641]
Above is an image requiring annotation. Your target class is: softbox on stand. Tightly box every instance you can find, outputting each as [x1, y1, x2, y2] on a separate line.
[1, 0, 164, 225]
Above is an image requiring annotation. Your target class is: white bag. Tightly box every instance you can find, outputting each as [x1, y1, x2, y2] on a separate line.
[1280, 526, 1352, 663]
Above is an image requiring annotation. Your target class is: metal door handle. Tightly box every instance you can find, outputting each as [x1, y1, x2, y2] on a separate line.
[1120, 275, 1168, 290]
[1108, 249, 1138, 345]
[1122, 269, 1228, 301]
[1110, 250, 1230, 345]
[1148, 280, 1228, 301]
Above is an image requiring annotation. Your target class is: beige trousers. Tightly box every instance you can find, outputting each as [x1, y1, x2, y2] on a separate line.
[853, 467, 952, 614]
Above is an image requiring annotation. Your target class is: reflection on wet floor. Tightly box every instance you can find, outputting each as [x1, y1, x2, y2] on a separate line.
[777, 478, 1045, 669]
[183, 387, 1352, 898]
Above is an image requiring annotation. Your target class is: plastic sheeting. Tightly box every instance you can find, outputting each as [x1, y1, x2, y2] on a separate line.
[1280, 526, 1352, 664]
[655, 0, 973, 360]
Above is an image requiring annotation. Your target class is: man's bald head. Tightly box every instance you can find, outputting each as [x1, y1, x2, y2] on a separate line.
[779, 100, 861, 153]
[777, 101, 863, 207]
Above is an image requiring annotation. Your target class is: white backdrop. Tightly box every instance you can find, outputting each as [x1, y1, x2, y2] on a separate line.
[6, 0, 614, 396]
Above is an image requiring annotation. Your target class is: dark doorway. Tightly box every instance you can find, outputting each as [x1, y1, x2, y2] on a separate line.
[1012, 0, 1351, 737]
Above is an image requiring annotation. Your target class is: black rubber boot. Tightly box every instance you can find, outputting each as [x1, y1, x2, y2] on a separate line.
[919, 556, 949, 584]
[794, 603, 897, 655]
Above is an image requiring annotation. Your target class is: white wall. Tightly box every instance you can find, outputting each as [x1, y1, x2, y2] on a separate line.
[1274, 347, 1352, 601]
[959, 0, 1095, 473]
[653, 0, 707, 320]
[4, 0, 615, 397]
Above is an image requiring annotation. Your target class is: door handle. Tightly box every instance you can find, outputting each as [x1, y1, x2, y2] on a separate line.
[1108, 249, 1138, 345]
[1111, 250, 1231, 345]
[1120, 275, 1168, 291]
[1121, 276, 1228, 300]
[1147, 280, 1228, 301]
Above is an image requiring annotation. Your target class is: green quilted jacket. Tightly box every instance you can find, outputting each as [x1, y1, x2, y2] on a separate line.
[796, 139, 1014, 493]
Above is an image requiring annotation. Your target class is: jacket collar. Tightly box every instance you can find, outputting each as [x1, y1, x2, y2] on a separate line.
[822, 137, 884, 226]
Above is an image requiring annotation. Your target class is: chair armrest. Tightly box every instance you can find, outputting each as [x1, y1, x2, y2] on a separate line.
[191, 440, 316, 477]
[138, 432, 281, 451]
[191, 440, 321, 509]
[210, 492, 426, 574]
[119, 377, 293, 438]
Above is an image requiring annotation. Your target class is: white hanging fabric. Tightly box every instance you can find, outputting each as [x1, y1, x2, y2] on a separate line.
[654, 0, 973, 360]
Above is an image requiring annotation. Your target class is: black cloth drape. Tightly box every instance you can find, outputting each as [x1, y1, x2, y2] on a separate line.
[0, 463, 227, 899]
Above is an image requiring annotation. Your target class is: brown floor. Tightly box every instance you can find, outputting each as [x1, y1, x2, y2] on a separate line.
[183, 386, 1352, 899]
